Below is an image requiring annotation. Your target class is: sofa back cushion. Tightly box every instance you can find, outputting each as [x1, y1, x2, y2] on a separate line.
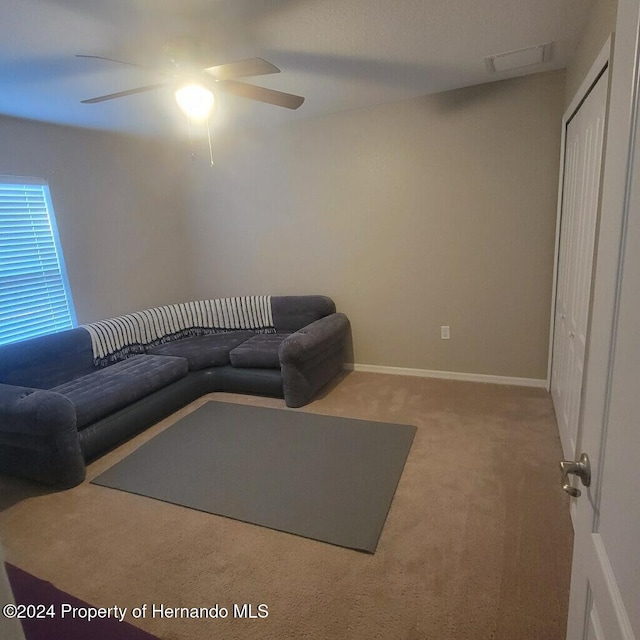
[82, 297, 275, 366]
[0, 328, 96, 390]
[271, 296, 336, 333]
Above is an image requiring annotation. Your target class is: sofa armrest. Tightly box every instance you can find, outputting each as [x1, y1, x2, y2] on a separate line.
[279, 314, 350, 408]
[0, 384, 76, 435]
[0, 383, 85, 488]
[279, 313, 350, 366]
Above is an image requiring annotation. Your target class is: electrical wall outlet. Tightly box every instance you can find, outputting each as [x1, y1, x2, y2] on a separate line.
[440, 325, 451, 340]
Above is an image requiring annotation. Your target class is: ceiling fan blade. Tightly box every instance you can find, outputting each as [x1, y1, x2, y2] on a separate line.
[76, 54, 175, 79]
[204, 58, 280, 81]
[81, 84, 166, 104]
[76, 54, 147, 69]
[219, 80, 304, 109]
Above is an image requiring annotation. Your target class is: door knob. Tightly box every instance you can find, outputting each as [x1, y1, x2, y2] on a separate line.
[559, 453, 591, 497]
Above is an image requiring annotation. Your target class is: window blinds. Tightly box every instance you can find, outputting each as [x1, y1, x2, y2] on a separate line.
[0, 177, 76, 345]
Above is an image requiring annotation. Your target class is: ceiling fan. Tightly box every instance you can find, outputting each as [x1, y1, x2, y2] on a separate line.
[77, 50, 305, 119]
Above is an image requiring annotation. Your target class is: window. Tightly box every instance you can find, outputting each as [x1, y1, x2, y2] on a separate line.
[0, 176, 77, 345]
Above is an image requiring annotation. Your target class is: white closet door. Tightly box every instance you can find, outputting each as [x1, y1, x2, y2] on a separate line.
[551, 68, 608, 458]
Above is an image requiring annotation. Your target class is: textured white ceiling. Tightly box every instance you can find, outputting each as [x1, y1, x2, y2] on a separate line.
[0, 0, 591, 137]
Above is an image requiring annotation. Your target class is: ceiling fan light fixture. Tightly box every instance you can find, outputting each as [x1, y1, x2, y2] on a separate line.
[175, 83, 214, 120]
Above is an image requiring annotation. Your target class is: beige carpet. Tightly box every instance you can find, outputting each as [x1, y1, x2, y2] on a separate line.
[0, 371, 573, 640]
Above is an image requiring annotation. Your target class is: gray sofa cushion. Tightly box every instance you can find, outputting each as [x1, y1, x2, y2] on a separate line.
[52, 355, 188, 428]
[229, 333, 291, 369]
[146, 331, 255, 370]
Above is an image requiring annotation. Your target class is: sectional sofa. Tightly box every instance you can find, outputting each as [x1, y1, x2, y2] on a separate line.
[0, 295, 350, 489]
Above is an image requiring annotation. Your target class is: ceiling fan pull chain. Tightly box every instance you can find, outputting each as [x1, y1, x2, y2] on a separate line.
[207, 117, 214, 167]
[187, 117, 196, 162]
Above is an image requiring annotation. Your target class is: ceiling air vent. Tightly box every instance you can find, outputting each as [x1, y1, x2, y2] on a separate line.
[484, 42, 553, 73]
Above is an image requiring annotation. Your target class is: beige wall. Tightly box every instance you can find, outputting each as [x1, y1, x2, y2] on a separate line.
[0, 116, 191, 323]
[186, 70, 565, 379]
[565, 0, 618, 106]
[0, 72, 565, 379]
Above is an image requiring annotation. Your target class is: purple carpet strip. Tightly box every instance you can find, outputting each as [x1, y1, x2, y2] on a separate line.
[5, 563, 160, 640]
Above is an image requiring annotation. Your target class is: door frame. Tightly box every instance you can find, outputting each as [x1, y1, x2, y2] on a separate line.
[546, 37, 613, 428]
[546, 34, 613, 391]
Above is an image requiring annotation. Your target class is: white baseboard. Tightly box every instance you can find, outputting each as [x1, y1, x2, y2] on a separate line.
[344, 363, 547, 388]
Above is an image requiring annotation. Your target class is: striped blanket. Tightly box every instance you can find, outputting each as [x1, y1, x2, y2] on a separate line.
[82, 297, 274, 366]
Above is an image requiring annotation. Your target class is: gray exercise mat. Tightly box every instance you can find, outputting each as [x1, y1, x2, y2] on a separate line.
[92, 401, 416, 552]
